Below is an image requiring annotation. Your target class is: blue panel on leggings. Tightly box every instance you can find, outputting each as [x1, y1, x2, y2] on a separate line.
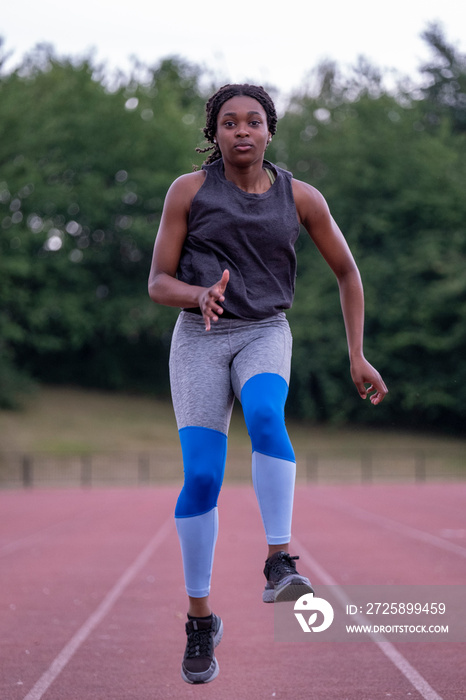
[241, 373, 295, 462]
[175, 426, 227, 518]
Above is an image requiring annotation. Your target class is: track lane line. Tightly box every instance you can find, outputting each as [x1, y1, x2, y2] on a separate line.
[292, 535, 444, 700]
[322, 497, 466, 559]
[1, 517, 92, 558]
[1, 492, 131, 558]
[22, 514, 174, 700]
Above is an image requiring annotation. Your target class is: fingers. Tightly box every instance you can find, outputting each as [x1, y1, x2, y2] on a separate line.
[218, 269, 230, 293]
[360, 379, 388, 405]
[370, 375, 389, 404]
[203, 298, 222, 331]
[210, 269, 229, 304]
[366, 385, 386, 405]
[351, 359, 388, 406]
[201, 269, 229, 331]
[356, 383, 368, 400]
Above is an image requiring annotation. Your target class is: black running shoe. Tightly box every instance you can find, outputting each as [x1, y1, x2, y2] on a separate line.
[263, 551, 314, 603]
[181, 613, 223, 684]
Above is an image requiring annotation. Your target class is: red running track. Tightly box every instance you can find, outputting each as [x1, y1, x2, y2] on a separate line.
[0, 483, 465, 700]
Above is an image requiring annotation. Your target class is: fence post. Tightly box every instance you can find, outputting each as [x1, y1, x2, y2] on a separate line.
[138, 454, 150, 485]
[361, 450, 373, 483]
[415, 450, 426, 482]
[22, 455, 33, 488]
[81, 455, 92, 488]
[306, 453, 318, 483]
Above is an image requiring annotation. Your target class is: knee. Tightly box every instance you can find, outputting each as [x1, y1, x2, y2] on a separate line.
[241, 374, 295, 462]
[247, 400, 282, 444]
[175, 426, 227, 517]
[176, 464, 223, 518]
[247, 401, 294, 460]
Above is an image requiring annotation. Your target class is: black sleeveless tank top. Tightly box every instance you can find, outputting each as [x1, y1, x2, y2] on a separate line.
[177, 158, 300, 321]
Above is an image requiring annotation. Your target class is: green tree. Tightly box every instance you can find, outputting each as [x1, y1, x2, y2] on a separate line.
[1, 32, 465, 434]
[268, 55, 466, 431]
[0, 47, 207, 403]
[420, 22, 466, 132]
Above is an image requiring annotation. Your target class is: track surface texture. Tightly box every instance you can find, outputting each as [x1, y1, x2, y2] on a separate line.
[1, 483, 465, 700]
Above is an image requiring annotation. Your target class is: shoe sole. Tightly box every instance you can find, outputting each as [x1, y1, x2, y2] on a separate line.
[263, 575, 314, 603]
[181, 659, 220, 685]
[181, 617, 223, 684]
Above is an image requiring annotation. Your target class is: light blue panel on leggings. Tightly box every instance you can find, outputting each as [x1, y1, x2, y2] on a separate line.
[252, 451, 295, 544]
[241, 373, 295, 462]
[175, 426, 227, 518]
[176, 507, 219, 597]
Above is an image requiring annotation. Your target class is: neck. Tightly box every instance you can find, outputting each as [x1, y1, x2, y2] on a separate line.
[223, 159, 270, 194]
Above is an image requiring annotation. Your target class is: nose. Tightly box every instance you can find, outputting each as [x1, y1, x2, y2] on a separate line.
[236, 124, 249, 137]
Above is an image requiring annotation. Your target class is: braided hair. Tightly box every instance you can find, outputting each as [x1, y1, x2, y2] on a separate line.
[196, 84, 278, 166]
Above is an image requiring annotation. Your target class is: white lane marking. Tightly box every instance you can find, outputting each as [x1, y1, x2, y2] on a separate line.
[1, 496, 128, 558]
[326, 497, 466, 559]
[293, 535, 445, 700]
[22, 515, 174, 700]
[1, 521, 80, 558]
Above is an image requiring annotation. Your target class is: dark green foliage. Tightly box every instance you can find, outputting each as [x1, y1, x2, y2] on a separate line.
[1, 29, 465, 433]
[0, 46, 205, 403]
[419, 23, 466, 133]
[266, 30, 466, 432]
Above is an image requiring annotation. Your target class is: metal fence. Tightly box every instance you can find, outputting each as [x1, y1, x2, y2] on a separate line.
[302, 448, 466, 483]
[0, 447, 464, 489]
[0, 450, 182, 489]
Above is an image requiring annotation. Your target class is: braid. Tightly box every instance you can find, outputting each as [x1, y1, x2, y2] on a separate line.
[195, 84, 278, 166]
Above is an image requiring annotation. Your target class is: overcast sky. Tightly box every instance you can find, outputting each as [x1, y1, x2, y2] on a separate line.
[2, 1, 465, 97]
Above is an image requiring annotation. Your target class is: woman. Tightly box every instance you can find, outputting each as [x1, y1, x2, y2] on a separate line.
[148, 83, 387, 684]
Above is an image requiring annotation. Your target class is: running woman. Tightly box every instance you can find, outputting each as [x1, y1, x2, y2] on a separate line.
[148, 83, 388, 684]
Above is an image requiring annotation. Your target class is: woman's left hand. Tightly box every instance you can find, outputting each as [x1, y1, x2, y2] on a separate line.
[350, 356, 388, 405]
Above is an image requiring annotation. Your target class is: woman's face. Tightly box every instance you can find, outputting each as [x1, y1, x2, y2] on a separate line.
[215, 95, 271, 166]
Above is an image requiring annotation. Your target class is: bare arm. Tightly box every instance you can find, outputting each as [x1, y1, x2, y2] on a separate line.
[292, 179, 388, 405]
[148, 171, 229, 331]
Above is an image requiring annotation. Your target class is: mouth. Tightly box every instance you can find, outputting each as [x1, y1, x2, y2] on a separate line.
[234, 142, 253, 151]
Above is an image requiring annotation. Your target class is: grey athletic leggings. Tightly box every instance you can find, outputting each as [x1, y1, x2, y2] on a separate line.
[169, 310, 292, 433]
[169, 311, 297, 596]
[170, 310, 295, 517]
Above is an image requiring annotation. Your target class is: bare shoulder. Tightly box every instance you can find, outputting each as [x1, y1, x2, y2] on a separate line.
[291, 177, 330, 227]
[151, 170, 206, 279]
[165, 170, 206, 210]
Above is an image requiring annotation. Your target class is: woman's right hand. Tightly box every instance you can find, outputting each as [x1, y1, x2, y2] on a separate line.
[199, 270, 230, 331]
